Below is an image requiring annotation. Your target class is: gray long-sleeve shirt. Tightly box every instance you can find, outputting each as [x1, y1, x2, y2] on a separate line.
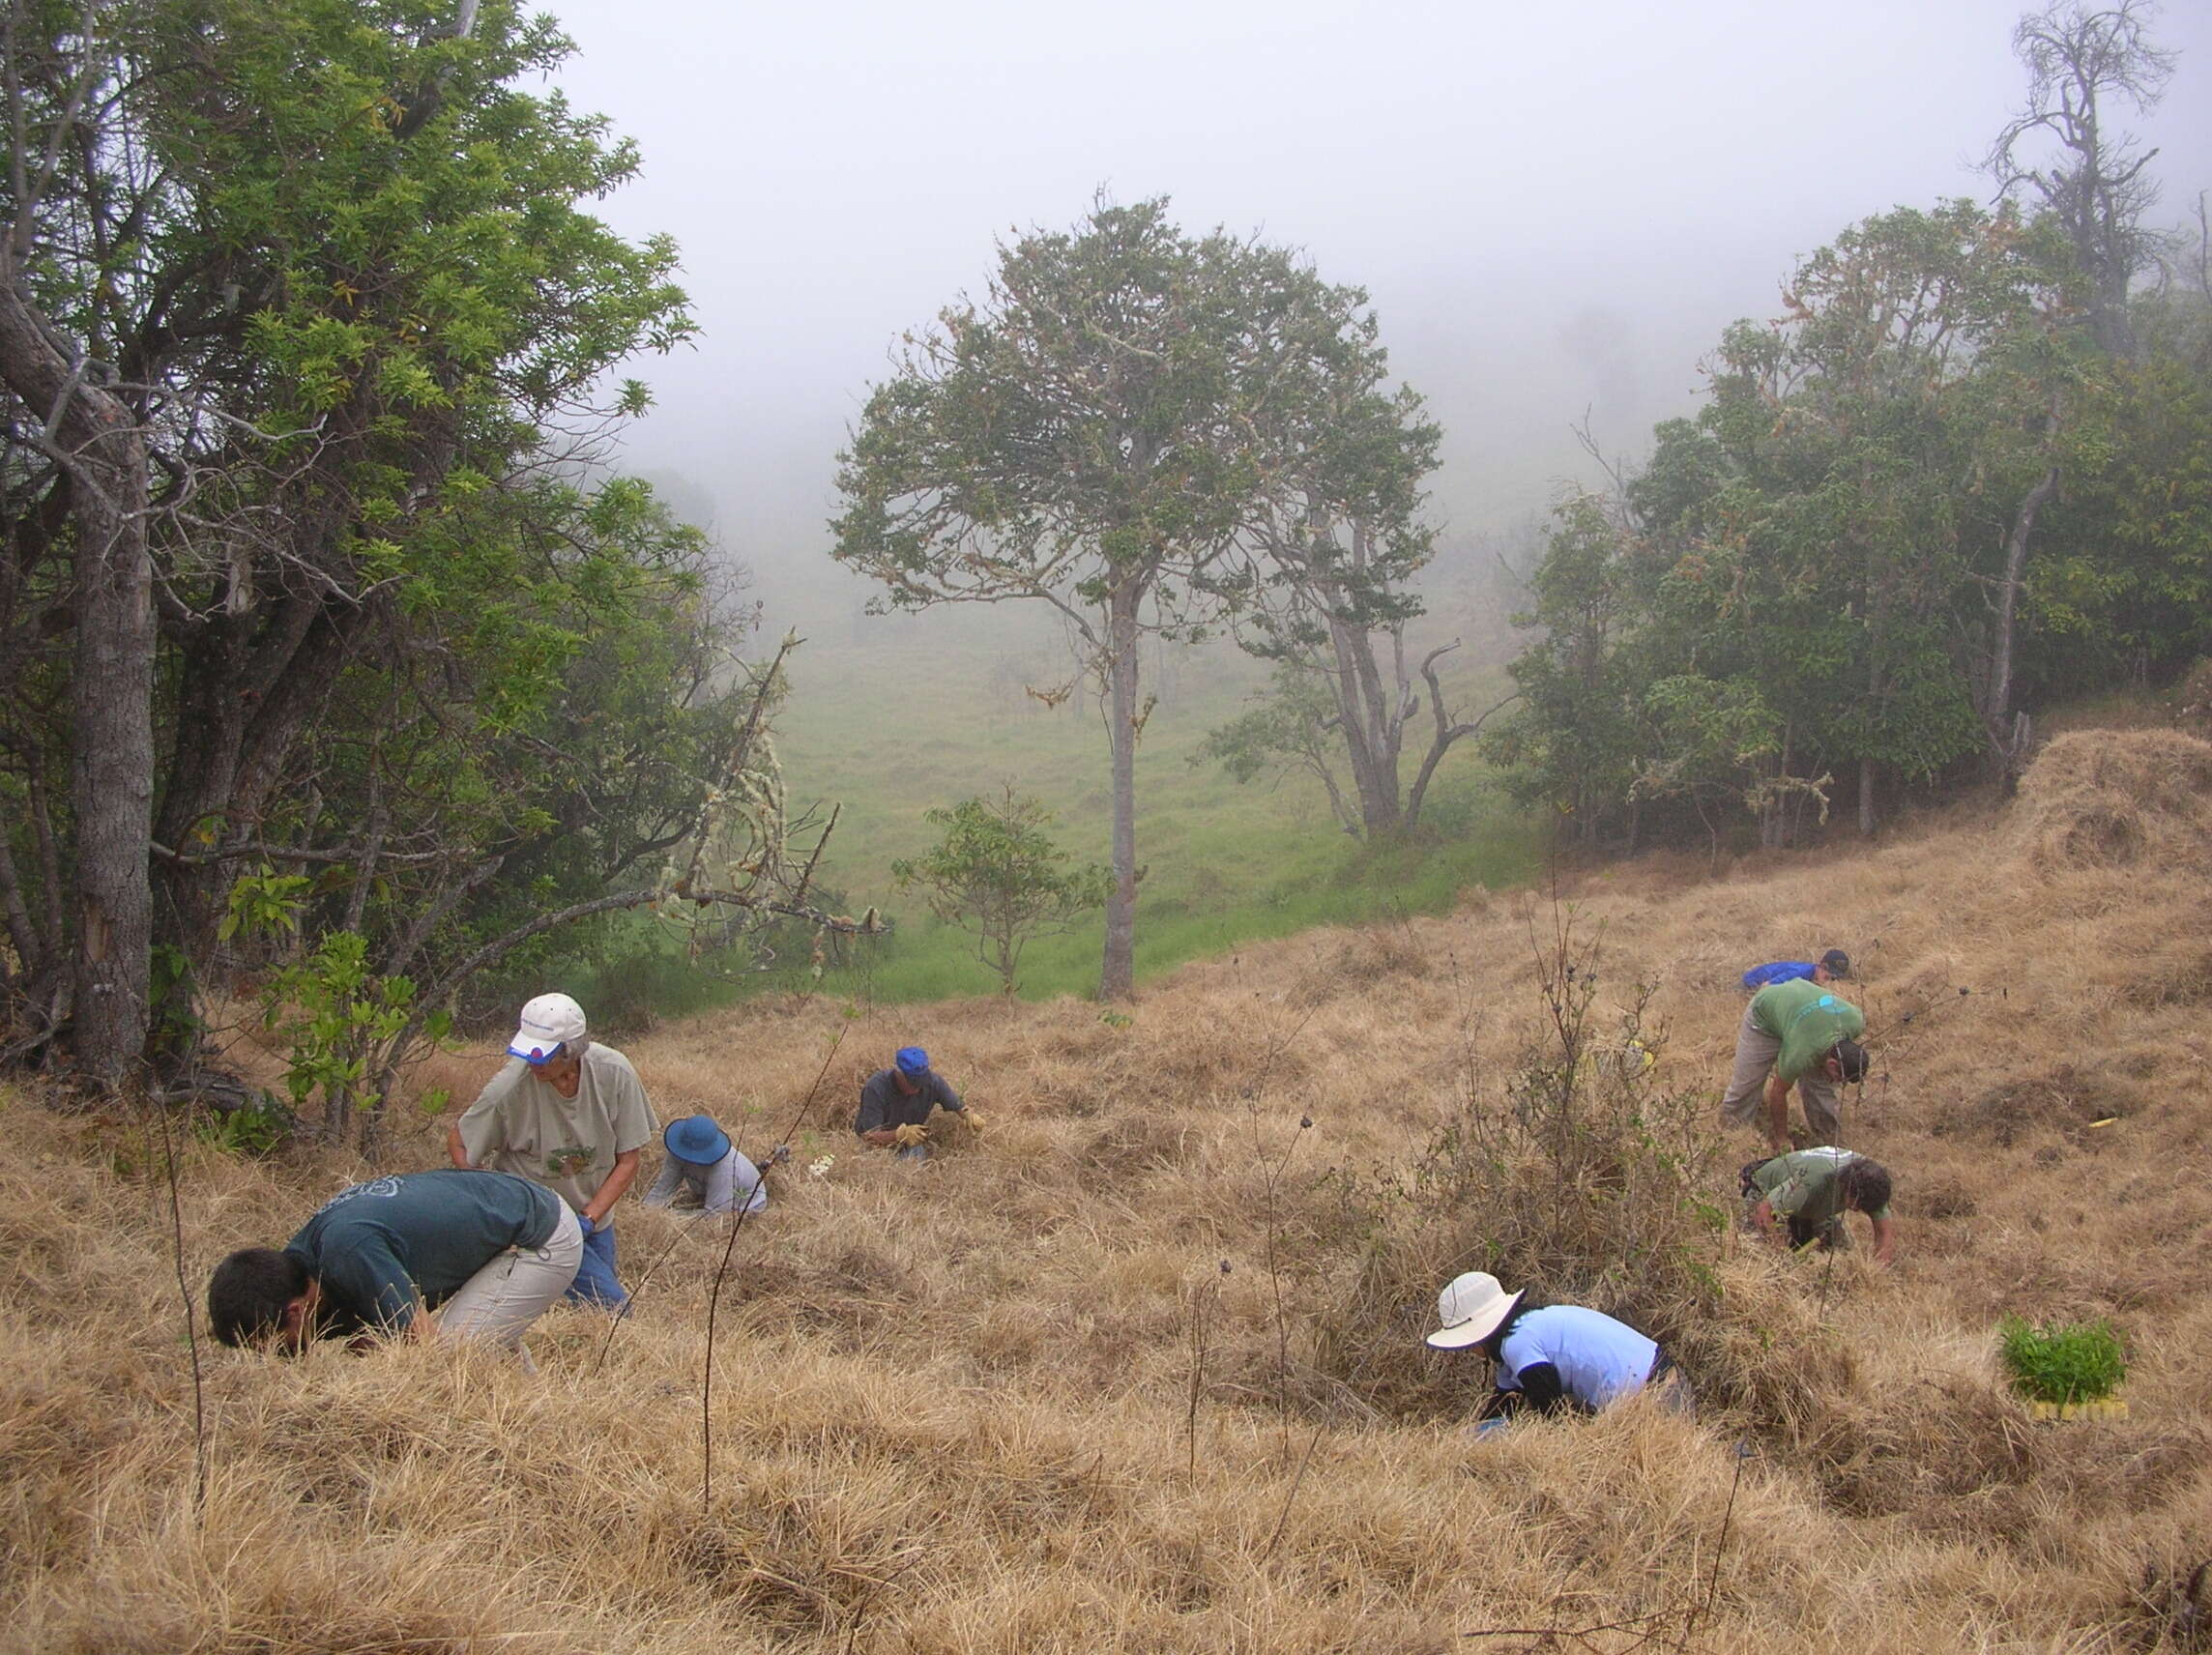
[641, 1147, 768, 1216]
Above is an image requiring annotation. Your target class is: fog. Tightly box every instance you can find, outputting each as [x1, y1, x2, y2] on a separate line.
[538, 0, 2212, 625]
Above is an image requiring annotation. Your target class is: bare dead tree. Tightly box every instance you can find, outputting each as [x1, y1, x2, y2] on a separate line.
[1983, 0, 2178, 358]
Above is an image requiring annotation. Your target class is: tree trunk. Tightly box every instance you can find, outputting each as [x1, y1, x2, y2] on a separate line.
[1985, 462, 2061, 781]
[1857, 759, 1877, 838]
[0, 257, 156, 1091]
[1100, 578, 1141, 1001]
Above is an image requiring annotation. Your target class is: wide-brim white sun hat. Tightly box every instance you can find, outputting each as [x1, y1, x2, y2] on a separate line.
[1425, 1270, 1525, 1350]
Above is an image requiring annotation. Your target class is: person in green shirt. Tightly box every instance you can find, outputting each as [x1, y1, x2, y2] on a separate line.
[1740, 1148, 1897, 1265]
[1719, 978, 1867, 1152]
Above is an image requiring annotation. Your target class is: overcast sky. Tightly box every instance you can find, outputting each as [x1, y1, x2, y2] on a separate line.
[538, 0, 2212, 623]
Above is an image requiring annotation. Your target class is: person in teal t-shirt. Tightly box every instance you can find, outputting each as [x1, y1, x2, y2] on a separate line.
[207, 1170, 583, 1355]
[1720, 979, 1867, 1152]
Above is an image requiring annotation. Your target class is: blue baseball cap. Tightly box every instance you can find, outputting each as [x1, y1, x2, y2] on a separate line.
[664, 1116, 732, 1166]
[894, 1046, 930, 1078]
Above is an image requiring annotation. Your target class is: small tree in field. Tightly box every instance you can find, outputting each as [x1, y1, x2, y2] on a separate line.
[892, 789, 1114, 995]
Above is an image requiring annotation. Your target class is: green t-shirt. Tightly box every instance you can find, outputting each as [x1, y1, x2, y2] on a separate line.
[1750, 979, 1866, 1083]
[1750, 1147, 1890, 1227]
[284, 1169, 562, 1335]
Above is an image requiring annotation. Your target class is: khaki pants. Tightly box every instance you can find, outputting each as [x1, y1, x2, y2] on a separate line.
[438, 1204, 583, 1350]
[1719, 998, 1841, 1144]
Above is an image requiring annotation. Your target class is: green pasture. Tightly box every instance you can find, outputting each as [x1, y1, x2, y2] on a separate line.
[581, 608, 1542, 1012]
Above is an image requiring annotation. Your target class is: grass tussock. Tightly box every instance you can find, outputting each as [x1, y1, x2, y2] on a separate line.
[9, 729, 2212, 1651]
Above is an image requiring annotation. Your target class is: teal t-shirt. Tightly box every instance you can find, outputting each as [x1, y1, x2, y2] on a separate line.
[1750, 979, 1865, 1083]
[284, 1170, 561, 1335]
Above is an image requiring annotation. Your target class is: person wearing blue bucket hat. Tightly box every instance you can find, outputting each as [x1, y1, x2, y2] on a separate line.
[643, 1115, 770, 1217]
[855, 1045, 978, 1161]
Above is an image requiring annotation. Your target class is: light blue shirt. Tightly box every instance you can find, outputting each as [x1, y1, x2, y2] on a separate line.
[1497, 1306, 1659, 1410]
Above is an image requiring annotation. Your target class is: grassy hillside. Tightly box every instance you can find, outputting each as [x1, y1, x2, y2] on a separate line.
[11, 729, 2212, 1651]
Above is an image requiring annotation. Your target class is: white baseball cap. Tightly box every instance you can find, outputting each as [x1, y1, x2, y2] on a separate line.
[508, 992, 586, 1065]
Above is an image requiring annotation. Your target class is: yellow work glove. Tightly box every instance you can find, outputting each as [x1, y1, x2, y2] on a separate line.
[957, 1108, 985, 1130]
[892, 1123, 929, 1147]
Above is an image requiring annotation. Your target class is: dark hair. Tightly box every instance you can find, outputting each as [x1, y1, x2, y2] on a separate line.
[208, 1247, 309, 1348]
[1835, 1158, 1892, 1214]
[1819, 949, 1850, 977]
[1476, 1293, 1545, 1362]
[1832, 1037, 1868, 1084]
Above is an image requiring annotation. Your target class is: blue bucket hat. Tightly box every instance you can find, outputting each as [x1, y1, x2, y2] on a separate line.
[894, 1046, 930, 1078]
[663, 1115, 732, 1166]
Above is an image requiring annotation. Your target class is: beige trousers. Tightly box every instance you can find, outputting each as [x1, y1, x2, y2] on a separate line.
[1718, 997, 1841, 1144]
[437, 1203, 583, 1350]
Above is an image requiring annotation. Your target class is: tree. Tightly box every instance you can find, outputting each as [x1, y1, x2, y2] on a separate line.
[833, 196, 1406, 997]
[891, 788, 1112, 996]
[0, 0, 842, 1113]
[1193, 663, 1363, 837]
[1984, 0, 2178, 358]
[1224, 302, 1501, 837]
[1488, 495, 1643, 849]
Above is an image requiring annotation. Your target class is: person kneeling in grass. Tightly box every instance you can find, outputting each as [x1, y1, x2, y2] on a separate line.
[1426, 1271, 1693, 1420]
[1740, 1147, 1897, 1265]
[207, 1169, 581, 1355]
[854, 1045, 979, 1161]
[643, 1116, 771, 1216]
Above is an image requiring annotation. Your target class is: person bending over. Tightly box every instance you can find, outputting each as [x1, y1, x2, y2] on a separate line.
[207, 1170, 581, 1355]
[643, 1115, 771, 1216]
[1720, 978, 1868, 1153]
[1425, 1270, 1692, 1420]
[1740, 1147, 1897, 1265]
[450, 992, 655, 1310]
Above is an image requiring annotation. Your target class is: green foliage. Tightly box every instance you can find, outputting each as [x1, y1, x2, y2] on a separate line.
[218, 869, 312, 943]
[1493, 196, 2137, 850]
[258, 930, 446, 1139]
[1997, 1315, 2126, 1404]
[193, 1099, 289, 1157]
[892, 789, 1114, 994]
[0, 0, 721, 1105]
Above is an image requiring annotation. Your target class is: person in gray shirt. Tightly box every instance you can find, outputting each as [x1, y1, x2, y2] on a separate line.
[643, 1116, 771, 1216]
[207, 1170, 582, 1353]
[854, 1045, 978, 1160]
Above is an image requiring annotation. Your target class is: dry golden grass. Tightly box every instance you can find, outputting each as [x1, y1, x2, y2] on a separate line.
[7, 729, 2212, 1652]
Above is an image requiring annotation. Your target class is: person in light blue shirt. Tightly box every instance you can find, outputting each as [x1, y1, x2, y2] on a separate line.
[1425, 1271, 1692, 1419]
[1741, 949, 1849, 991]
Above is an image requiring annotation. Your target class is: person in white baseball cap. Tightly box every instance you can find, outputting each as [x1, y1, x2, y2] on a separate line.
[448, 993, 658, 1311]
[1427, 1271, 1692, 1420]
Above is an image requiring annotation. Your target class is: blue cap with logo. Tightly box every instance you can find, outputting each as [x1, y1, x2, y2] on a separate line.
[894, 1046, 930, 1078]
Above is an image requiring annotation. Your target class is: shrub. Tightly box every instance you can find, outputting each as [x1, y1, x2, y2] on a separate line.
[1997, 1315, 2127, 1405]
[1316, 904, 1726, 1418]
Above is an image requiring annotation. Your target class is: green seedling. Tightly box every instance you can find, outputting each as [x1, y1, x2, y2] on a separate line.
[1997, 1314, 2126, 1406]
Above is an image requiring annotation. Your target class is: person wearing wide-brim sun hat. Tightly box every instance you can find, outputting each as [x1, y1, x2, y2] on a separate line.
[642, 1116, 771, 1217]
[1426, 1271, 1693, 1420]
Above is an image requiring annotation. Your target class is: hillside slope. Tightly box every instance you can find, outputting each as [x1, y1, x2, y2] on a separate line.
[7, 730, 2211, 1653]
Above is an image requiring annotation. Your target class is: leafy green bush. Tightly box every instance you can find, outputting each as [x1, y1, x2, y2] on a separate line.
[1997, 1315, 2126, 1404]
